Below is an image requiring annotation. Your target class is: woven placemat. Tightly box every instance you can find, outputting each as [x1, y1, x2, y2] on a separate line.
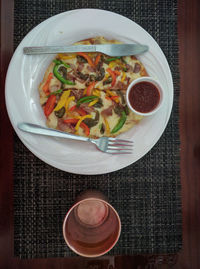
[13, 0, 182, 258]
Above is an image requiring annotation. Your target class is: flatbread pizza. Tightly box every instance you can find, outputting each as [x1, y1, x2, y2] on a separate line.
[38, 36, 148, 138]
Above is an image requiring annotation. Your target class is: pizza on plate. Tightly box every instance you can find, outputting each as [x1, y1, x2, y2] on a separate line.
[38, 36, 148, 138]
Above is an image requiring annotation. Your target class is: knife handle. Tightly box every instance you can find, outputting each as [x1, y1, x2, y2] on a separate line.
[23, 45, 96, 55]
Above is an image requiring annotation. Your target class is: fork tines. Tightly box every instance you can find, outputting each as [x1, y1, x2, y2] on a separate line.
[108, 138, 133, 144]
[107, 138, 133, 154]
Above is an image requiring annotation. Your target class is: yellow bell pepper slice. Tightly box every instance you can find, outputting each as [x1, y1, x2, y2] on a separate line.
[54, 90, 71, 111]
[58, 54, 76, 60]
[106, 90, 119, 103]
[103, 116, 110, 135]
[108, 61, 116, 68]
[93, 89, 100, 97]
[87, 53, 95, 57]
[106, 89, 115, 96]
[111, 96, 119, 103]
[65, 96, 75, 111]
[104, 73, 110, 79]
[88, 99, 99, 107]
[116, 59, 122, 65]
[75, 115, 92, 131]
[121, 71, 126, 82]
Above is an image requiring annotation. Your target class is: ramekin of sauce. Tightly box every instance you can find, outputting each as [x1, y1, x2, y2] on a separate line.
[126, 77, 164, 116]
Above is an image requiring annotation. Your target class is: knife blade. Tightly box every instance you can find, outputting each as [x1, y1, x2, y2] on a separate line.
[23, 44, 148, 57]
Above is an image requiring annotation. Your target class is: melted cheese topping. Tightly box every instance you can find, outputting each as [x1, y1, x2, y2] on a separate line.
[39, 36, 147, 138]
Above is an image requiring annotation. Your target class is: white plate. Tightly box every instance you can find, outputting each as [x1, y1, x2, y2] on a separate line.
[5, 9, 173, 175]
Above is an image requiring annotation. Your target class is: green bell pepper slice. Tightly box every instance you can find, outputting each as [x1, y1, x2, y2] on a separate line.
[111, 111, 127, 134]
[106, 56, 121, 62]
[53, 59, 70, 68]
[47, 89, 63, 97]
[53, 62, 75, 85]
[77, 95, 99, 106]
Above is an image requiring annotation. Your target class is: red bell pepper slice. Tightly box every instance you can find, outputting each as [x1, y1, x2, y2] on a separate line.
[114, 70, 121, 76]
[76, 107, 87, 116]
[110, 96, 119, 100]
[44, 95, 56, 117]
[69, 105, 87, 116]
[106, 68, 116, 87]
[86, 81, 96, 96]
[106, 96, 119, 102]
[63, 119, 78, 124]
[80, 122, 90, 136]
[94, 54, 101, 66]
[77, 52, 95, 69]
[63, 119, 90, 136]
[42, 72, 53, 95]
[69, 105, 76, 112]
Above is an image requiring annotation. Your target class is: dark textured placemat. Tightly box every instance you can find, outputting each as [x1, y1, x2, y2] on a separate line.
[13, 0, 182, 258]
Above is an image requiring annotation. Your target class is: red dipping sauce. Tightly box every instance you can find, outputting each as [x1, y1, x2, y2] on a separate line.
[128, 81, 160, 113]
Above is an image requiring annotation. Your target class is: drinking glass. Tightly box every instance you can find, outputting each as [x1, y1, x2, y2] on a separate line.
[63, 190, 121, 257]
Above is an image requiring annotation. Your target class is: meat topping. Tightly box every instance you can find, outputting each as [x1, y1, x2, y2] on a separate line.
[101, 105, 113, 117]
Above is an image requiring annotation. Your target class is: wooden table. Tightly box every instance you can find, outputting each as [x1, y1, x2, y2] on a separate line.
[1, 0, 199, 268]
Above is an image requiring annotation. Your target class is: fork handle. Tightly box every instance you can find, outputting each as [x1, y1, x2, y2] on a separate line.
[18, 123, 90, 142]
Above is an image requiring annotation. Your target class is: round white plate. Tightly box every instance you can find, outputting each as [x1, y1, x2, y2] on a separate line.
[5, 9, 173, 175]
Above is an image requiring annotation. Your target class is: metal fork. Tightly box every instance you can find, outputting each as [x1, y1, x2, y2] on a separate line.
[18, 123, 133, 154]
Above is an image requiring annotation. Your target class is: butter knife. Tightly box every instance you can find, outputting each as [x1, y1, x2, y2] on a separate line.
[23, 44, 148, 57]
